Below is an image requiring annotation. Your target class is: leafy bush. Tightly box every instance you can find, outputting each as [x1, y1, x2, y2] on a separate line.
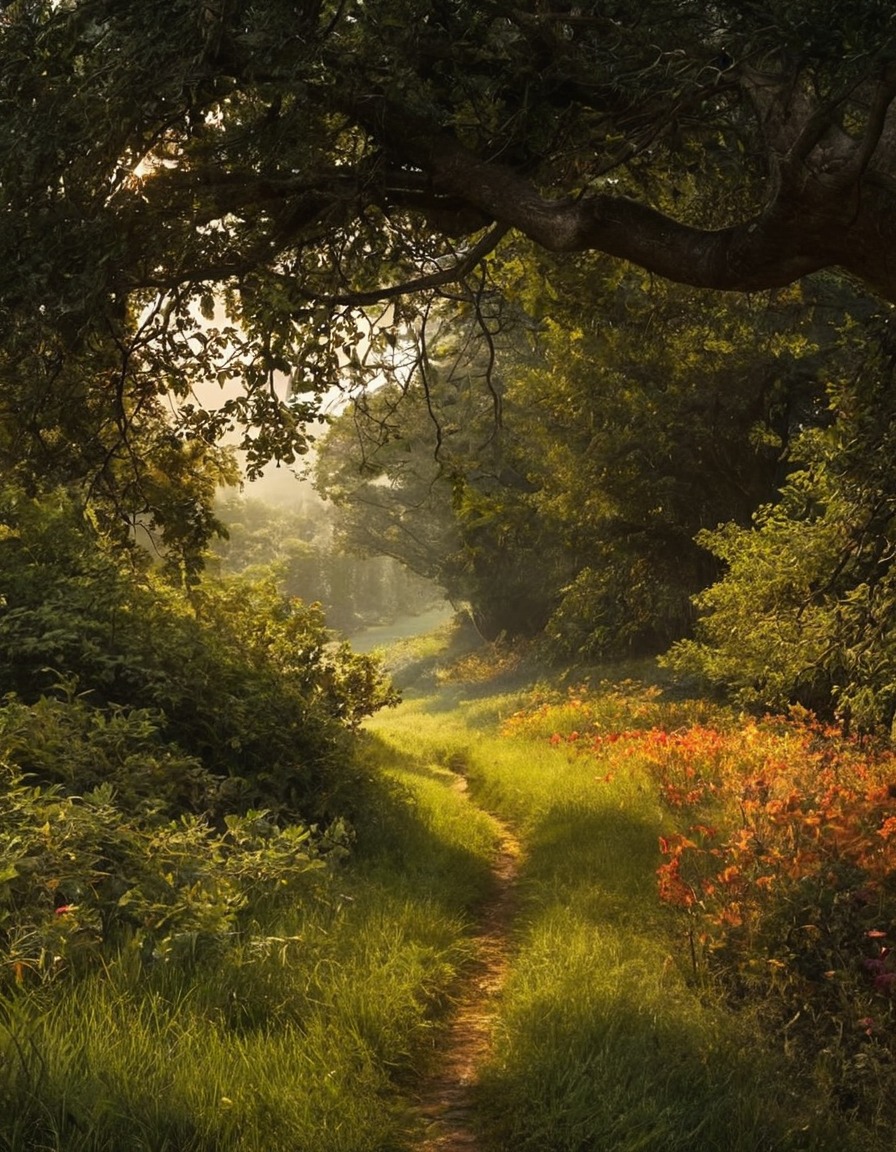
[666, 319, 896, 735]
[647, 715, 896, 1116]
[0, 702, 332, 984]
[0, 484, 397, 817]
[0, 483, 399, 983]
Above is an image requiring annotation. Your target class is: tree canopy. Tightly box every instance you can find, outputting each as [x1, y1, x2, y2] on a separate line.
[8, 0, 896, 730]
[3, 0, 895, 492]
[317, 250, 870, 650]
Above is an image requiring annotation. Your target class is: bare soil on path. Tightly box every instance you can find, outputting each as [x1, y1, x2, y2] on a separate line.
[411, 774, 522, 1151]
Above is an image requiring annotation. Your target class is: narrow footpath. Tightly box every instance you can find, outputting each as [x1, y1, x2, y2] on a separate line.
[411, 773, 522, 1151]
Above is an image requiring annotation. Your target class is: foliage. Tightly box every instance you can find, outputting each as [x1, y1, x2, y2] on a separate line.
[500, 678, 721, 743]
[0, 485, 398, 815]
[0, 284, 241, 574]
[5, 643, 896, 1150]
[1, 0, 892, 627]
[0, 481, 403, 988]
[1, 0, 894, 535]
[319, 262, 863, 656]
[504, 681, 896, 1136]
[470, 675, 873, 1149]
[0, 692, 331, 983]
[666, 312, 896, 733]
[0, 476, 403, 982]
[315, 294, 566, 639]
[499, 259, 875, 660]
[648, 715, 896, 1122]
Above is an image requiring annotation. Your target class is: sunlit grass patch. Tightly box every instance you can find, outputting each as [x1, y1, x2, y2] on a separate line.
[362, 614, 482, 691]
[364, 616, 460, 666]
[0, 707, 502, 1152]
[471, 680, 889, 1151]
[8, 980, 403, 1152]
[478, 913, 828, 1152]
[500, 676, 730, 743]
[435, 637, 534, 686]
[0, 899, 468, 1151]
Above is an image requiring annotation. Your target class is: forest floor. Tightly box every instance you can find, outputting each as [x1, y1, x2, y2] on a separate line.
[411, 769, 522, 1151]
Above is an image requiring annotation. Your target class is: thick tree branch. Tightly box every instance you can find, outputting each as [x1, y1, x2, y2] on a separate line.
[358, 87, 896, 301]
[398, 125, 826, 291]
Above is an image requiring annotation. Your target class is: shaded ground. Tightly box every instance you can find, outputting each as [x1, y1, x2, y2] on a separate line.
[412, 774, 522, 1151]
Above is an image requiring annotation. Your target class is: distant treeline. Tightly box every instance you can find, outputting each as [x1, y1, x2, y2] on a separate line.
[211, 491, 442, 635]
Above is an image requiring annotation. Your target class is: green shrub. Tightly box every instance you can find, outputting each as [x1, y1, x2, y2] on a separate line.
[0, 483, 398, 982]
[0, 484, 397, 818]
[0, 698, 335, 984]
[665, 324, 896, 735]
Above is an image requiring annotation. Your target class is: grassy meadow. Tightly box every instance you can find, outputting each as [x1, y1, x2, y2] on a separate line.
[2, 620, 896, 1149]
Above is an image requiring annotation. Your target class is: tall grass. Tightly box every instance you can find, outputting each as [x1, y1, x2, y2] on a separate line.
[3, 912, 449, 1151]
[0, 701, 502, 1152]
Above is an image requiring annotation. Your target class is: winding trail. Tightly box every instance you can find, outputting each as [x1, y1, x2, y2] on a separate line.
[411, 773, 522, 1151]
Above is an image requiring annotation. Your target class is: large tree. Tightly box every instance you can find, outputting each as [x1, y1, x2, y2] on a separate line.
[318, 248, 870, 650]
[2, 0, 895, 479]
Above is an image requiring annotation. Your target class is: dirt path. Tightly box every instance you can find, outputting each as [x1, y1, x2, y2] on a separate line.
[412, 774, 522, 1151]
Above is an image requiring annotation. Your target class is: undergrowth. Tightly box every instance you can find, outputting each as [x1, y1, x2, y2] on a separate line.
[479, 677, 896, 1150]
[0, 698, 500, 1151]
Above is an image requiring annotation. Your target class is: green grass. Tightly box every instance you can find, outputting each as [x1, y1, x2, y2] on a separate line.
[438, 674, 880, 1152]
[0, 681, 502, 1152]
[7, 904, 452, 1152]
[2, 624, 891, 1150]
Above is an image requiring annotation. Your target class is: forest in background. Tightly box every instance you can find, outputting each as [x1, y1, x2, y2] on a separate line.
[316, 261, 896, 735]
[210, 488, 441, 634]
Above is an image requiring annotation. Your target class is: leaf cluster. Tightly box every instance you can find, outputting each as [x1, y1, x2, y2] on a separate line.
[667, 311, 896, 733]
[0, 693, 336, 985]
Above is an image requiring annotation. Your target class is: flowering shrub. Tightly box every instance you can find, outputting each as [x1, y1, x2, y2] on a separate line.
[500, 679, 722, 743]
[646, 715, 896, 1115]
[504, 684, 896, 1118]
